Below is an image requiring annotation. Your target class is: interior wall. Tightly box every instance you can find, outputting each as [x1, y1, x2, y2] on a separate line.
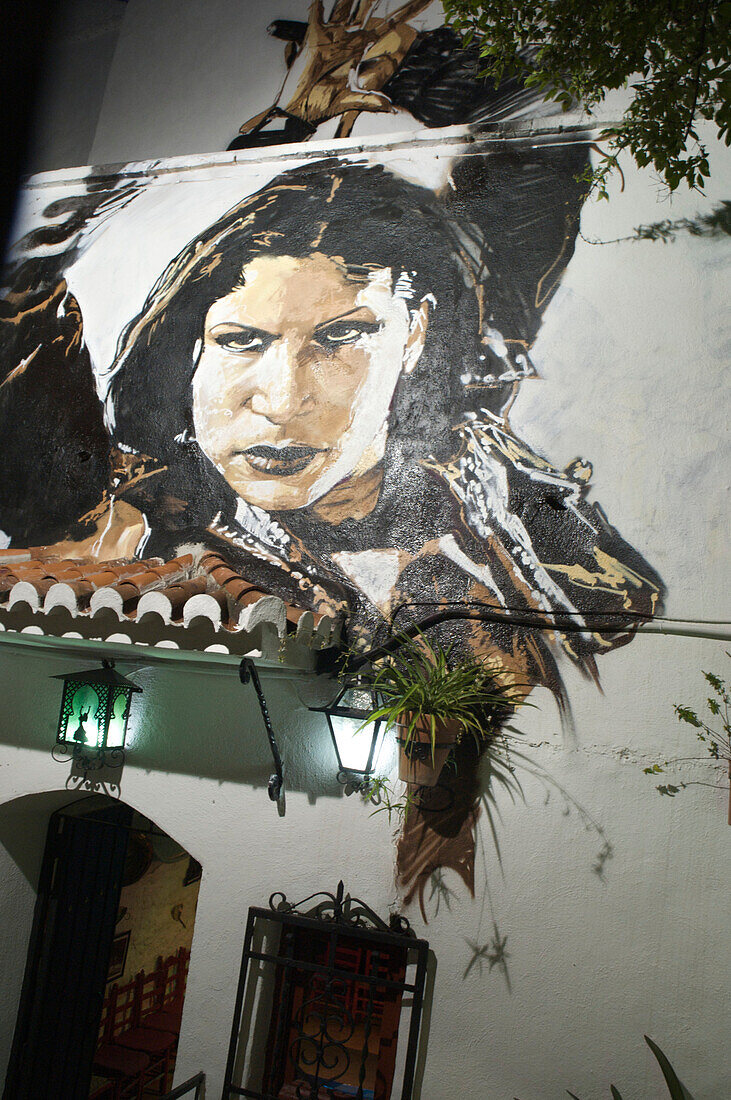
[115, 848, 201, 986]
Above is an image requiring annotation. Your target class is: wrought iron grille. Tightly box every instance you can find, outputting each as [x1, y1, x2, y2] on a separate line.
[222, 883, 429, 1100]
[162, 1071, 206, 1099]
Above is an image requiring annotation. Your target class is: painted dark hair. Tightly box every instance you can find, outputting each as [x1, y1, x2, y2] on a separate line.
[107, 153, 588, 580]
[112, 161, 518, 463]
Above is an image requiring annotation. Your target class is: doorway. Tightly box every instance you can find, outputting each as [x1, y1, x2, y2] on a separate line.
[3, 796, 201, 1100]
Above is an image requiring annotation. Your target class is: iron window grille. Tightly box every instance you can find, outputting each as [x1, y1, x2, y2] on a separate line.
[222, 883, 430, 1100]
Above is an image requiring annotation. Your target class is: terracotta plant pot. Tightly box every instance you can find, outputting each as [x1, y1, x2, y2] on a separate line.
[396, 713, 459, 787]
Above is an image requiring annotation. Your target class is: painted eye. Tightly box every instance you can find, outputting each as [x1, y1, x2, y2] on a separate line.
[210, 326, 274, 353]
[317, 320, 383, 345]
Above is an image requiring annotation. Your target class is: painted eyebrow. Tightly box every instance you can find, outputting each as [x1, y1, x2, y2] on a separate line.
[207, 307, 379, 341]
[207, 321, 274, 334]
[313, 307, 381, 332]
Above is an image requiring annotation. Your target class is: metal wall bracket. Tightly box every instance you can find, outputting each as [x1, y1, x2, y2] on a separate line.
[239, 658, 285, 803]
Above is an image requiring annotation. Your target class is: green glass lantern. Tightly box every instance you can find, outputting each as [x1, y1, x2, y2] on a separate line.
[53, 659, 141, 767]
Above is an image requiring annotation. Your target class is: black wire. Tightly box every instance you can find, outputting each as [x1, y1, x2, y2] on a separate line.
[387, 598, 728, 627]
[364, 598, 647, 653]
[346, 605, 656, 674]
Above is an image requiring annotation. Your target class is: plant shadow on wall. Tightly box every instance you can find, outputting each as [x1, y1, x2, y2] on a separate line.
[578, 198, 731, 249]
[345, 631, 613, 988]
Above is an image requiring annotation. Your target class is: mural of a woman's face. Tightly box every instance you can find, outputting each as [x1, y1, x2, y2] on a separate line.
[192, 253, 428, 511]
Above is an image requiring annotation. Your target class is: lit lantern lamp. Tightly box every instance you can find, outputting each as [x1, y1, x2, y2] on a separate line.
[311, 684, 385, 792]
[53, 659, 141, 769]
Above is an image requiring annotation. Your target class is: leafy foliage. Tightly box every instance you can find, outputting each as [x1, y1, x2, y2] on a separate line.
[353, 632, 521, 755]
[645, 1035, 697, 1099]
[642, 656, 730, 801]
[360, 773, 419, 823]
[443, 0, 731, 195]
[562, 1035, 696, 1099]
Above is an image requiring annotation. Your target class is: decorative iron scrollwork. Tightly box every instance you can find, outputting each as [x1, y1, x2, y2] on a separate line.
[269, 880, 415, 938]
[52, 742, 125, 771]
[289, 977, 355, 1094]
[222, 892, 429, 1099]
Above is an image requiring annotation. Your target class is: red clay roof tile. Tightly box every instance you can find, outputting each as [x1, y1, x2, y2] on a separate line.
[0, 547, 339, 657]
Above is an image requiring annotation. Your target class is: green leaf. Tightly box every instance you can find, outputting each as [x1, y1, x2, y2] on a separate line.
[674, 705, 701, 727]
[610, 1087, 625, 1100]
[644, 1036, 696, 1100]
[444, 0, 729, 193]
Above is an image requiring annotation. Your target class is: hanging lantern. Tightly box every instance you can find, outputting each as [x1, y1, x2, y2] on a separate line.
[311, 684, 384, 790]
[53, 659, 141, 768]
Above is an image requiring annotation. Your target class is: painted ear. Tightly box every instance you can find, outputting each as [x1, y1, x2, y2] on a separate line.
[403, 298, 431, 374]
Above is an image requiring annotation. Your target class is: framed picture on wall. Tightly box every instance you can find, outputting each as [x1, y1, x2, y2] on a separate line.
[183, 856, 202, 886]
[107, 930, 131, 982]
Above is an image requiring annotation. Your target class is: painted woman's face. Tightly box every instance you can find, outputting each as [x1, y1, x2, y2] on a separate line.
[192, 254, 428, 511]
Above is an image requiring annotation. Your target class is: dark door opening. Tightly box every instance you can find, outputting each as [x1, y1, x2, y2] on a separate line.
[4, 796, 201, 1100]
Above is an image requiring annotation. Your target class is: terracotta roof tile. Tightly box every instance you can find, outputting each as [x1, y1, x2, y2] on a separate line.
[136, 576, 210, 623]
[198, 549, 328, 634]
[0, 547, 340, 660]
[199, 551, 267, 604]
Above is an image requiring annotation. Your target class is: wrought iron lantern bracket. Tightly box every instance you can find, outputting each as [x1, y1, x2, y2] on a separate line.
[239, 658, 285, 804]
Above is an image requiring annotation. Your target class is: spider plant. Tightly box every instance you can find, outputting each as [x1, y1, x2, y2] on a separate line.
[563, 1035, 696, 1100]
[354, 632, 522, 783]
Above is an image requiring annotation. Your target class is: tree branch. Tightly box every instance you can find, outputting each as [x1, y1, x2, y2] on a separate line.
[684, 0, 711, 142]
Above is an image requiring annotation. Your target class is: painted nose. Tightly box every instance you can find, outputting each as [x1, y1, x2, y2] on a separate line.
[249, 338, 313, 424]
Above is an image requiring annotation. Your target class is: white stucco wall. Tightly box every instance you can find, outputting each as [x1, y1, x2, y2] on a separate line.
[89, 0, 448, 166]
[84, 0, 638, 171]
[0, 631, 728, 1098]
[24, 0, 125, 174]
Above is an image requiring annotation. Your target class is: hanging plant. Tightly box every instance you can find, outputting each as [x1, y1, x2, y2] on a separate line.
[354, 633, 523, 786]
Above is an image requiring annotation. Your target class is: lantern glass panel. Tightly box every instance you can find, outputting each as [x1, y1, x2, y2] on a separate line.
[106, 686, 131, 748]
[59, 682, 105, 749]
[331, 714, 379, 774]
[330, 687, 384, 776]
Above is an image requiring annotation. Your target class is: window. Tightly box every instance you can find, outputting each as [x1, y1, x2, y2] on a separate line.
[223, 885, 429, 1100]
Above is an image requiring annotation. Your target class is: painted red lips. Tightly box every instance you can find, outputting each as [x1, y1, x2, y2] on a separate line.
[240, 444, 324, 476]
